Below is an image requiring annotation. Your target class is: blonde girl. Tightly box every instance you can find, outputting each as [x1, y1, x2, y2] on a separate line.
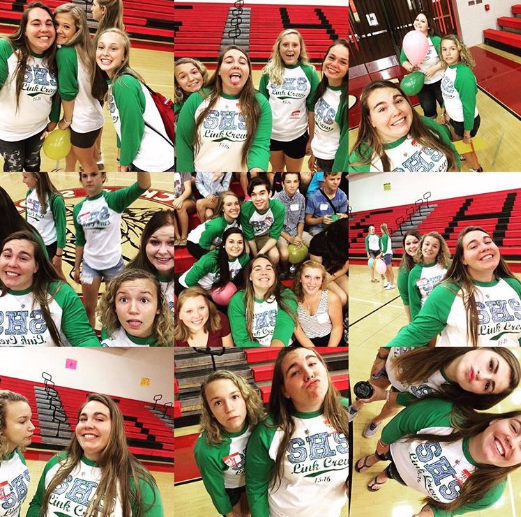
[54, 3, 106, 173]
[408, 231, 451, 321]
[440, 34, 482, 171]
[194, 371, 265, 517]
[174, 57, 208, 121]
[98, 269, 174, 346]
[0, 391, 34, 517]
[260, 29, 320, 172]
[95, 29, 174, 171]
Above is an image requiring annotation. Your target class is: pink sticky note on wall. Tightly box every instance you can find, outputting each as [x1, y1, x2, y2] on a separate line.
[65, 359, 77, 370]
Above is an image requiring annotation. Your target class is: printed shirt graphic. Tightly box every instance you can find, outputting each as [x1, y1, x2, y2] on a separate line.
[25, 190, 56, 246]
[27, 453, 163, 517]
[384, 135, 449, 172]
[194, 426, 252, 515]
[176, 90, 272, 172]
[0, 283, 99, 347]
[246, 403, 349, 517]
[408, 262, 447, 320]
[0, 40, 58, 140]
[441, 64, 478, 128]
[387, 359, 447, 399]
[0, 450, 29, 517]
[240, 199, 285, 240]
[311, 86, 342, 160]
[73, 184, 146, 270]
[386, 277, 521, 348]
[259, 63, 318, 141]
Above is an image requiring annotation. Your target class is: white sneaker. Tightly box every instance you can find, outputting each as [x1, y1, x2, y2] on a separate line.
[347, 404, 359, 423]
[363, 420, 381, 438]
[385, 284, 395, 290]
[383, 282, 390, 288]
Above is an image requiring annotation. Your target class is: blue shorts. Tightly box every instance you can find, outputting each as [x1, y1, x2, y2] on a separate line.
[383, 253, 393, 266]
[81, 257, 124, 283]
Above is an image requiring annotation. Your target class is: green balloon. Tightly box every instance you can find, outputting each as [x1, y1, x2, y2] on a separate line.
[400, 72, 425, 96]
[288, 244, 308, 264]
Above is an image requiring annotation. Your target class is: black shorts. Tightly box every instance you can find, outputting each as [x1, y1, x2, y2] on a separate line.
[270, 132, 308, 159]
[71, 127, 101, 148]
[449, 115, 481, 138]
[224, 486, 245, 511]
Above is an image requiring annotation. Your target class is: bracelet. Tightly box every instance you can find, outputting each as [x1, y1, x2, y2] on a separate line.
[55, 254, 63, 257]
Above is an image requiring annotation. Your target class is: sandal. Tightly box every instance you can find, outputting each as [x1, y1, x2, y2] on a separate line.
[355, 454, 375, 473]
[178, 238, 187, 246]
[367, 473, 387, 492]
[371, 279, 379, 283]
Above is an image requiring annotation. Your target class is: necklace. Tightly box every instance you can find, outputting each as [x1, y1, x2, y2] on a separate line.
[304, 291, 321, 313]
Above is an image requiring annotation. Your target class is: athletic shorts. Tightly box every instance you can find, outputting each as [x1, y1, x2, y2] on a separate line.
[71, 127, 101, 148]
[449, 114, 481, 138]
[270, 132, 309, 159]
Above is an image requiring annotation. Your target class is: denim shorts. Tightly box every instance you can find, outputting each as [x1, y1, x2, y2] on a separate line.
[81, 257, 124, 283]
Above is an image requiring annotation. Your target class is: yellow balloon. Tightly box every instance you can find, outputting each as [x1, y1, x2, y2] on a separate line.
[42, 129, 72, 160]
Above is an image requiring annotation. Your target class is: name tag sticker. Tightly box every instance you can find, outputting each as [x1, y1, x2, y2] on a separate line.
[290, 204, 299, 211]
[317, 312, 329, 324]
[320, 203, 329, 211]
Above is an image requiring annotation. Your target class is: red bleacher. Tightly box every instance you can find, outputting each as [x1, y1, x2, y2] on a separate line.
[484, 4, 521, 55]
[350, 189, 521, 260]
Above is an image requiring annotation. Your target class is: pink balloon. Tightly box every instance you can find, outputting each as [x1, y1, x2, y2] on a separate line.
[403, 30, 429, 66]
[211, 282, 237, 306]
[375, 259, 387, 275]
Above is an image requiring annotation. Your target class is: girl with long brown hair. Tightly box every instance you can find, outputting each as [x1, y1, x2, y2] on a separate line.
[176, 45, 272, 173]
[386, 226, 521, 347]
[195, 371, 265, 517]
[356, 397, 521, 515]
[27, 393, 163, 517]
[22, 172, 66, 270]
[245, 346, 349, 517]
[228, 254, 297, 347]
[348, 80, 460, 172]
[0, 230, 100, 346]
[0, 2, 58, 171]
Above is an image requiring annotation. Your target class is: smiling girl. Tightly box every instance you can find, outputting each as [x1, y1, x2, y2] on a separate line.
[179, 227, 250, 295]
[386, 226, 521, 347]
[27, 393, 163, 517]
[174, 287, 232, 347]
[98, 269, 173, 346]
[0, 2, 59, 171]
[187, 191, 241, 259]
[176, 45, 272, 173]
[195, 371, 265, 517]
[397, 230, 422, 322]
[308, 39, 348, 173]
[228, 255, 297, 347]
[246, 346, 349, 517]
[348, 80, 459, 172]
[95, 28, 174, 171]
[260, 29, 320, 173]
[408, 231, 451, 321]
[440, 34, 482, 171]
[174, 57, 208, 121]
[53, 3, 106, 173]
[356, 397, 521, 515]
[0, 391, 34, 517]
[127, 210, 175, 311]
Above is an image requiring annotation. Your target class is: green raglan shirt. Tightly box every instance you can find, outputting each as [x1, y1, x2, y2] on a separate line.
[382, 399, 505, 517]
[365, 234, 381, 253]
[397, 265, 411, 306]
[348, 116, 460, 172]
[56, 45, 79, 101]
[194, 425, 252, 515]
[228, 288, 297, 347]
[239, 199, 285, 242]
[386, 277, 521, 347]
[27, 452, 163, 517]
[176, 89, 272, 172]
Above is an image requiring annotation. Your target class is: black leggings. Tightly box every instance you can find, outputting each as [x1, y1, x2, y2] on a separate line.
[0, 129, 45, 172]
[417, 80, 444, 118]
